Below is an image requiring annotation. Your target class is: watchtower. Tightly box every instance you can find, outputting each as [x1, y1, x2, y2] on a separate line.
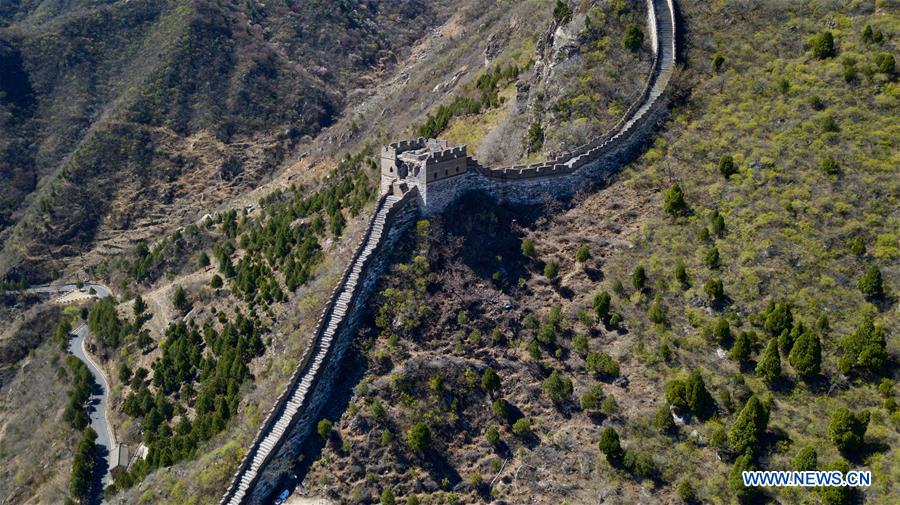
[380, 138, 469, 209]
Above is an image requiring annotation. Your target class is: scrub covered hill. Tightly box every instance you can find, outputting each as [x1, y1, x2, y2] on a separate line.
[300, 1, 898, 504]
[0, 0, 441, 282]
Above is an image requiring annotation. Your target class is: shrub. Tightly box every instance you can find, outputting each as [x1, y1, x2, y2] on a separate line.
[492, 399, 509, 420]
[652, 404, 676, 434]
[553, 0, 572, 24]
[369, 399, 387, 422]
[686, 371, 715, 418]
[598, 427, 623, 464]
[198, 251, 210, 267]
[820, 112, 839, 133]
[676, 479, 696, 503]
[623, 24, 644, 51]
[581, 384, 604, 411]
[811, 31, 836, 59]
[521, 239, 535, 258]
[788, 331, 822, 380]
[712, 317, 732, 345]
[730, 331, 754, 365]
[631, 265, 647, 291]
[828, 408, 870, 456]
[839, 319, 888, 376]
[755, 340, 781, 384]
[601, 395, 619, 416]
[171, 285, 188, 312]
[572, 334, 589, 355]
[537, 322, 556, 345]
[849, 237, 866, 256]
[317, 419, 333, 440]
[612, 279, 626, 297]
[665, 379, 689, 411]
[593, 291, 611, 320]
[674, 260, 689, 287]
[210, 274, 223, 288]
[512, 418, 531, 437]
[481, 368, 501, 397]
[405, 423, 432, 453]
[544, 260, 559, 279]
[586, 351, 620, 378]
[710, 211, 726, 236]
[728, 396, 769, 457]
[818, 460, 852, 505]
[663, 184, 688, 216]
[704, 247, 721, 269]
[381, 488, 395, 505]
[779, 77, 790, 94]
[764, 301, 793, 337]
[728, 454, 757, 503]
[542, 369, 573, 403]
[718, 155, 737, 178]
[876, 52, 895, 75]
[624, 450, 656, 479]
[527, 122, 544, 152]
[485, 426, 500, 445]
[821, 156, 840, 175]
[713, 54, 725, 71]
[792, 446, 817, 472]
[857, 265, 884, 298]
[704, 278, 725, 304]
[647, 298, 667, 324]
[575, 244, 591, 263]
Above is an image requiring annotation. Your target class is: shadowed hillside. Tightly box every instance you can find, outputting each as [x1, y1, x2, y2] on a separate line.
[0, 0, 441, 282]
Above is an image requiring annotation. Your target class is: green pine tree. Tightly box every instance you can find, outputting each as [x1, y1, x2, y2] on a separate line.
[755, 339, 781, 384]
[728, 396, 769, 457]
[788, 331, 822, 380]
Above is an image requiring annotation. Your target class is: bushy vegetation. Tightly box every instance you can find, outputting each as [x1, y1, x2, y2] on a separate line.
[69, 428, 98, 503]
[110, 312, 264, 492]
[416, 64, 523, 138]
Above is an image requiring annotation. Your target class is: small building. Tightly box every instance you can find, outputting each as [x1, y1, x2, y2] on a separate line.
[110, 444, 130, 475]
[380, 137, 470, 209]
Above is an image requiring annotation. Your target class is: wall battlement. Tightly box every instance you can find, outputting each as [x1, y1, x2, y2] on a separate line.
[381, 0, 676, 212]
[223, 0, 676, 502]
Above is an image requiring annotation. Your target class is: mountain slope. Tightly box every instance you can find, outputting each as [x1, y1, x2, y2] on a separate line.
[0, 0, 441, 282]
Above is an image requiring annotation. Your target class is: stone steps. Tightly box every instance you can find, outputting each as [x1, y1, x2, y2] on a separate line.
[221, 193, 403, 505]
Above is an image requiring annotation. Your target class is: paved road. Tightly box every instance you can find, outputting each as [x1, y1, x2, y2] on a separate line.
[70, 322, 115, 489]
[14, 282, 117, 498]
[18, 283, 112, 299]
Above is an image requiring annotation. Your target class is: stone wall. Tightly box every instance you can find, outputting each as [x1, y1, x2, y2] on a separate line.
[418, 0, 676, 214]
[224, 0, 676, 501]
[221, 190, 420, 505]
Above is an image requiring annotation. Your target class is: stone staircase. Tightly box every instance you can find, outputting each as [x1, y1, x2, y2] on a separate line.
[221, 193, 403, 505]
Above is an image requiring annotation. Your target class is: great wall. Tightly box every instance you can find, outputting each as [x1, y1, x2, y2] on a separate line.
[222, 0, 676, 502]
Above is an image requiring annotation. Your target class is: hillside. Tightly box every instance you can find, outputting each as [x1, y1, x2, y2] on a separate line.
[0, 0, 442, 282]
[0, 0, 896, 504]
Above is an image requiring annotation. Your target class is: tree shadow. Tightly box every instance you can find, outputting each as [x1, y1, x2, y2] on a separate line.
[439, 192, 555, 292]
[583, 266, 604, 282]
[89, 443, 110, 505]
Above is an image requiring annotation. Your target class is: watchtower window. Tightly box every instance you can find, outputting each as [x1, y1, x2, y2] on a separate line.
[444, 170, 448, 176]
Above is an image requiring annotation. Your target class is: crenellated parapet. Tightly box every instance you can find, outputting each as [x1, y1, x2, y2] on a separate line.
[381, 0, 676, 214]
